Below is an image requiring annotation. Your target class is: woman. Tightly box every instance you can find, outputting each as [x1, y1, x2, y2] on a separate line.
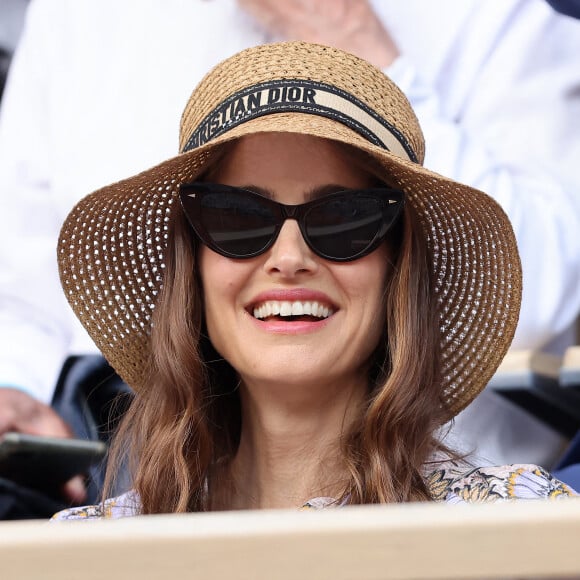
[53, 42, 575, 519]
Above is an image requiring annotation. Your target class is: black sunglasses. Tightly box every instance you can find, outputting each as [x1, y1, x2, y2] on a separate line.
[179, 183, 404, 262]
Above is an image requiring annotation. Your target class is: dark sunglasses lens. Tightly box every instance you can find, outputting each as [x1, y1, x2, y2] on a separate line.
[200, 192, 278, 257]
[305, 196, 386, 259]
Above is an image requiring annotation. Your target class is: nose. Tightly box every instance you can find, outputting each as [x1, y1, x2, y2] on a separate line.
[263, 219, 318, 278]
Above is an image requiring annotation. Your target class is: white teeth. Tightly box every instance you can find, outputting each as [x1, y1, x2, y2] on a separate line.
[252, 300, 334, 320]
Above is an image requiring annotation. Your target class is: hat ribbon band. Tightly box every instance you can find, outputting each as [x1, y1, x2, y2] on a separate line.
[181, 79, 417, 163]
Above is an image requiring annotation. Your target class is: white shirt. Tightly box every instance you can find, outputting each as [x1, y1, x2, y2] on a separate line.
[0, 0, 579, 464]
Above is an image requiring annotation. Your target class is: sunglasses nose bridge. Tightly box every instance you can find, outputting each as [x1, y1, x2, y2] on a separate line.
[276, 204, 303, 237]
[277, 204, 307, 247]
[281, 204, 299, 219]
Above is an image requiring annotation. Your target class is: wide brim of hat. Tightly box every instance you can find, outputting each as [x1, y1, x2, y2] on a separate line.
[58, 111, 522, 420]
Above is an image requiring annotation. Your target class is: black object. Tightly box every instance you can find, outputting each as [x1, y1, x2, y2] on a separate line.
[180, 182, 404, 262]
[0, 355, 133, 520]
[0, 478, 66, 520]
[0, 433, 106, 495]
[545, 0, 580, 19]
[0, 46, 11, 101]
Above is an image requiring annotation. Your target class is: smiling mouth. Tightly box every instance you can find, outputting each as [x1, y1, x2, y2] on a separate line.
[252, 300, 335, 322]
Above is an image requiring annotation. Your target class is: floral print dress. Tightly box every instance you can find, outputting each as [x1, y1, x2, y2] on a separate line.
[52, 463, 577, 520]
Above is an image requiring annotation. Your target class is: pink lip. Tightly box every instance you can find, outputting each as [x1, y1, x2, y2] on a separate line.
[246, 288, 338, 335]
[249, 315, 333, 335]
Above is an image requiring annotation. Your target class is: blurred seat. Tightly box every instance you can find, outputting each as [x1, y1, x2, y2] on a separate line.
[489, 347, 580, 438]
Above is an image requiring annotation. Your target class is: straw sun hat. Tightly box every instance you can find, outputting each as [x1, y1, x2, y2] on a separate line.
[58, 41, 521, 419]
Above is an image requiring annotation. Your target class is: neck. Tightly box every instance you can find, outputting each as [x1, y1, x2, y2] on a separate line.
[213, 376, 366, 510]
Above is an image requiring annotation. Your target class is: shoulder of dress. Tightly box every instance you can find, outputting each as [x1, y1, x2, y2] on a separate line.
[51, 490, 141, 521]
[426, 463, 578, 503]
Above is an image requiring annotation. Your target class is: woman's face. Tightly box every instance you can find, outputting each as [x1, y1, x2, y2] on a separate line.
[199, 133, 392, 397]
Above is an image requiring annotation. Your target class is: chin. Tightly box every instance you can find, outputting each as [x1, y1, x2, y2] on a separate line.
[244, 361, 358, 391]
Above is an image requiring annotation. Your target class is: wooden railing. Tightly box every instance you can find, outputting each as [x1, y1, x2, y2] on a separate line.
[1, 498, 580, 579]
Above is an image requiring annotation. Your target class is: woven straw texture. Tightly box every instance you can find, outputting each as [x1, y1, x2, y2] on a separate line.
[58, 42, 522, 419]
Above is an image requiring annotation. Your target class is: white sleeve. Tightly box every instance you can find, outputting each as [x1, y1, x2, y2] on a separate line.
[0, 0, 73, 403]
[385, 7, 580, 352]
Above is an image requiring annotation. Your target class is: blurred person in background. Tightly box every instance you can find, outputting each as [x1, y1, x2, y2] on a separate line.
[0, 0, 29, 101]
[0, 0, 579, 506]
[545, 0, 580, 18]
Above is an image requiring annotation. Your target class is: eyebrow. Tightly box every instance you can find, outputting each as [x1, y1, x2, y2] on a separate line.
[238, 184, 354, 202]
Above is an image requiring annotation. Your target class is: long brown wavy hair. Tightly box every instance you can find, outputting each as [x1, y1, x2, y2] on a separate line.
[104, 141, 453, 514]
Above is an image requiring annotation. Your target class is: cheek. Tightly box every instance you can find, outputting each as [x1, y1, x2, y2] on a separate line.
[198, 247, 250, 333]
[199, 246, 248, 291]
[199, 248, 231, 331]
[347, 246, 391, 299]
[343, 250, 391, 332]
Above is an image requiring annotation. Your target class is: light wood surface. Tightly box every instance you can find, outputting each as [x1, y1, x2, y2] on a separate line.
[491, 347, 580, 386]
[490, 350, 563, 387]
[561, 345, 580, 387]
[2, 498, 580, 579]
